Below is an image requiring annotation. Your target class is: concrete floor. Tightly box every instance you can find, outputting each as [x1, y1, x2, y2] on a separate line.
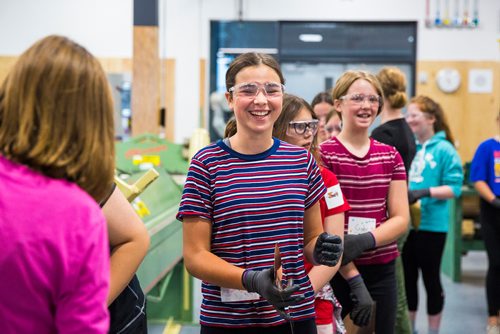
[414, 250, 488, 334]
[149, 251, 489, 334]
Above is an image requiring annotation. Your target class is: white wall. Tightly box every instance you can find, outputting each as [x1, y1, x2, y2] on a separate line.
[0, 0, 133, 57]
[1, 0, 499, 142]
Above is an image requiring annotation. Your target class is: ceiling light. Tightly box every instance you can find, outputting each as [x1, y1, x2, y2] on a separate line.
[299, 34, 323, 42]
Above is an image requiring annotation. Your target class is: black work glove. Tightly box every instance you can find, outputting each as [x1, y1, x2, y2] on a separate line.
[242, 268, 304, 319]
[313, 232, 343, 267]
[348, 275, 374, 327]
[408, 188, 431, 204]
[490, 198, 500, 209]
[341, 232, 375, 266]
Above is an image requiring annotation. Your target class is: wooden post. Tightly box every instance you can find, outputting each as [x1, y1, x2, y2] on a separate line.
[132, 0, 160, 136]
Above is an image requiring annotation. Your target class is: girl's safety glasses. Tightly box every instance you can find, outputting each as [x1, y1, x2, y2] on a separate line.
[287, 120, 319, 136]
[229, 82, 285, 99]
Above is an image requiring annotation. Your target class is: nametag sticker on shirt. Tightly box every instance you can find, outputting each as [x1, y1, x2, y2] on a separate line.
[325, 184, 345, 209]
[220, 288, 260, 303]
[348, 216, 376, 235]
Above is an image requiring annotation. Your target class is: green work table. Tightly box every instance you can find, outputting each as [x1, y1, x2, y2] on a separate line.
[115, 135, 193, 323]
[442, 186, 485, 282]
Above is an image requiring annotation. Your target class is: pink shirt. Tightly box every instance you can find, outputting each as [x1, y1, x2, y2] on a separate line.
[0, 156, 110, 334]
[320, 138, 407, 265]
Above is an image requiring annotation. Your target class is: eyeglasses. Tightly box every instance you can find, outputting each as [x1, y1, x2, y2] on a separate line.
[287, 120, 319, 136]
[340, 93, 381, 107]
[325, 125, 342, 134]
[229, 82, 285, 99]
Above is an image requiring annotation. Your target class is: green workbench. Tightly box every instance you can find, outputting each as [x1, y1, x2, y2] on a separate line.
[115, 133, 188, 175]
[115, 135, 193, 323]
[441, 185, 485, 282]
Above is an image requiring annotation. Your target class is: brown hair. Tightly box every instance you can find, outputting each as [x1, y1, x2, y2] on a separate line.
[224, 117, 237, 138]
[273, 94, 320, 163]
[332, 70, 384, 118]
[0, 35, 115, 202]
[311, 91, 333, 109]
[410, 95, 455, 145]
[377, 67, 407, 109]
[225, 53, 284, 95]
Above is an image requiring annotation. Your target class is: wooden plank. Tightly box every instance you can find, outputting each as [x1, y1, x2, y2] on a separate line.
[162, 59, 176, 141]
[132, 26, 160, 136]
[98, 58, 132, 73]
[0, 56, 18, 85]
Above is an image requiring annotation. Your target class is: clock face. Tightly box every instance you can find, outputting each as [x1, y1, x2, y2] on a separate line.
[436, 68, 461, 93]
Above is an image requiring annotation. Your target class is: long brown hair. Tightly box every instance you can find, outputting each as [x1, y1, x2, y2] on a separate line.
[224, 117, 237, 138]
[410, 95, 455, 145]
[273, 94, 320, 164]
[0, 35, 115, 202]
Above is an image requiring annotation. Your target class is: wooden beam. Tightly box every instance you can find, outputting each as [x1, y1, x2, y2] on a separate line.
[162, 59, 176, 141]
[131, 0, 160, 136]
[131, 26, 160, 136]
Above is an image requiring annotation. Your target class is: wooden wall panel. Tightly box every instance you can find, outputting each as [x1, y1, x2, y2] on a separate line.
[416, 61, 500, 162]
[131, 26, 160, 137]
[0, 57, 18, 85]
[98, 58, 132, 73]
[161, 59, 176, 141]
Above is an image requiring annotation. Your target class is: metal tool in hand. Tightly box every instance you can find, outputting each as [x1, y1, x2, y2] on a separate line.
[274, 244, 295, 334]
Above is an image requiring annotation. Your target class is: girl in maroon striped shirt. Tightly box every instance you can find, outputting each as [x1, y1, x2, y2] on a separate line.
[320, 70, 410, 334]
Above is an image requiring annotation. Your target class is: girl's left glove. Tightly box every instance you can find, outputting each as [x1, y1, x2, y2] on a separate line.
[313, 232, 343, 267]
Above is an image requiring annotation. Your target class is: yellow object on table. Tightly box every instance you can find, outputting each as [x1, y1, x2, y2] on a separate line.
[410, 201, 421, 230]
[115, 168, 159, 202]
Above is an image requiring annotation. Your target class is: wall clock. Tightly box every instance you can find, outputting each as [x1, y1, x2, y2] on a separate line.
[436, 68, 461, 93]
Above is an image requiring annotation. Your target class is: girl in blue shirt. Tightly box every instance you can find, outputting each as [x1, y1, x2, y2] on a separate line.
[469, 109, 500, 334]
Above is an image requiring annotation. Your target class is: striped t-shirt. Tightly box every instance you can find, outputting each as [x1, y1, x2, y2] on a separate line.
[177, 138, 326, 328]
[320, 137, 407, 265]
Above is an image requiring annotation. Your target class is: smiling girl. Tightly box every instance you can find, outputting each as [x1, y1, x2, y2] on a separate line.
[320, 70, 409, 334]
[177, 53, 343, 334]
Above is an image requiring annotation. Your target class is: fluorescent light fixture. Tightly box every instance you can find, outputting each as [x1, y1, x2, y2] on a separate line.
[299, 34, 323, 42]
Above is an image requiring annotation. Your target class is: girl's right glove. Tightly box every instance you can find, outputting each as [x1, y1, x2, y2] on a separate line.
[242, 268, 304, 319]
[341, 232, 376, 265]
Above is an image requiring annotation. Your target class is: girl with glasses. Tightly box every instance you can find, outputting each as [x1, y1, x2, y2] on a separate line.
[320, 70, 410, 334]
[178, 53, 343, 334]
[403, 96, 463, 334]
[311, 91, 335, 144]
[325, 108, 342, 139]
[272, 93, 351, 334]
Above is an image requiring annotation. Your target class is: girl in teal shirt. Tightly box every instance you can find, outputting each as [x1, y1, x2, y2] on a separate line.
[403, 96, 463, 334]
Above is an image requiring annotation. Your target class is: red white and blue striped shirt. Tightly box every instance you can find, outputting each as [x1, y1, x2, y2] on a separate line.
[177, 138, 326, 327]
[320, 137, 407, 265]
